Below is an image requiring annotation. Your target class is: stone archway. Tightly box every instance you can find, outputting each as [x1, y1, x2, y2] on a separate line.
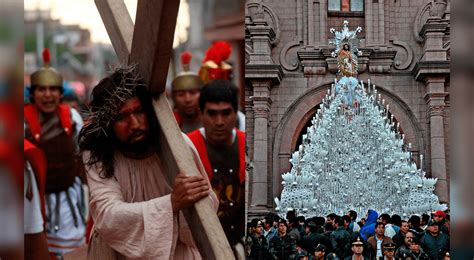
[271, 82, 426, 203]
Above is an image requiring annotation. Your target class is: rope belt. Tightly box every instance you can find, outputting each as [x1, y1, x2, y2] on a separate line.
[54, 192, 60, 232]
[45, 183, 86, 233]
[65, 189, 78, 228]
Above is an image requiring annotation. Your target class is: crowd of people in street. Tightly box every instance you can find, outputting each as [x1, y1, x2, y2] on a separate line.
[245, 209, 450, 260]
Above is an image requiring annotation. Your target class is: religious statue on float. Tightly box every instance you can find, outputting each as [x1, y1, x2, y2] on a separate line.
[329, 21, 363, 110]
[338, 42, 358, 77]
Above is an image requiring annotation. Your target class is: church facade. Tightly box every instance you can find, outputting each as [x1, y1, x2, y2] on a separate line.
[245, 0, 450, 217]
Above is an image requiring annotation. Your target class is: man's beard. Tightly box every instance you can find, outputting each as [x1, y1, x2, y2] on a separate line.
[116, 131, 156, 158]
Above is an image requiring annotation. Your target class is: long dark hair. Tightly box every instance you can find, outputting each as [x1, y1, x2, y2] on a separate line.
[79, 69, 158, 178]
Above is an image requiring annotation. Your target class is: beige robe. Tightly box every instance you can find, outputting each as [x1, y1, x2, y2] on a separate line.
[85, 139, 218, 259]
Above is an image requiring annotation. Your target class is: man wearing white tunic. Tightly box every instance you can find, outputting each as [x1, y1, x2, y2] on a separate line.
[79, 66, 217, 259]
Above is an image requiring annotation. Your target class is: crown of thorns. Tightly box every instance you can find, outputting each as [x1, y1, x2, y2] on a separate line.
[84, 64, 146, 137]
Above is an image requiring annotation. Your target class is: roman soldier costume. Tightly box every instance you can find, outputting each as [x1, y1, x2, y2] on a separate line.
[172, 51, 204, 132]
[188, 128, 246, 246]
[24, 48, 86, 256]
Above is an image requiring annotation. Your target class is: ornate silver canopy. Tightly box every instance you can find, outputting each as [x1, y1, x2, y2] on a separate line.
[275, 21, 447, 219]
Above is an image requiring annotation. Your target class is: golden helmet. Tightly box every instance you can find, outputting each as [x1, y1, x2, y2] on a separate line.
[171, 51, 203, 91]
[30, 48, 63, 87]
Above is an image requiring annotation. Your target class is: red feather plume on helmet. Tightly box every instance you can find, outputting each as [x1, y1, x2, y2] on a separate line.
[181, 51, 192, 65]
[203, 41, 232, 64]
[42, 48, 51, 66]
[181, 51, 192, 71]
[200, 41, 233, 83]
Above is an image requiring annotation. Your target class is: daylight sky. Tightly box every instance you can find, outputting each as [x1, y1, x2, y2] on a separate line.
[24, 0, 189, 45]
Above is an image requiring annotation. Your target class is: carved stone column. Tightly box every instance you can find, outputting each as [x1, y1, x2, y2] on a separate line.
[246, 18, 275, 65]
[246, 10, 284, 216]
[424, 78, 449, 203]
[415, 13, 450, 203]
[245, 75, 281, 216]
[250, 81, 272, 210]
[419, 18, 448, 62]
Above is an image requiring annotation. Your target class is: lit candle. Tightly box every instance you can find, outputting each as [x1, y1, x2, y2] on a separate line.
[420, 154, 423, 171]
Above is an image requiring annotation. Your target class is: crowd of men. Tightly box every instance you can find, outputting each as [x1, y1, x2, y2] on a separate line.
[24, 42, 247, 259]
[245, 209, 450, 260]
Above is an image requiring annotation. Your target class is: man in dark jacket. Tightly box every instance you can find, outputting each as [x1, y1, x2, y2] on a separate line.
[394, 231, 414, 258]
[246, 220, 271, 260]
[287, 217, 301, 241]
[310, 243, 327, 260]
[270, 219, 297, 260]
[347, 210, 361, 234]
[406, 237, 429, 259]
[408, 215, 424, 240]
[432, 210, 450, 235]
[421, 220, 449, 259]
[301, 221, 332, 254]
[392, 220, 410, 247]
[330, 216, 351, 258]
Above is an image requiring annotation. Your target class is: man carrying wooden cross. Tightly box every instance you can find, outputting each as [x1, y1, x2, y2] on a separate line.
[92, 1, 235, 258]
[79, 66, 218, 259]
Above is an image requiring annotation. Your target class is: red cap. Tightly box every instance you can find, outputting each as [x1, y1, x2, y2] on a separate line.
[434, 210, 446, 218]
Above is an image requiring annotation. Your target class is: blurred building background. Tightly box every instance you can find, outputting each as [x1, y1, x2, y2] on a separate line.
[173, 0, 245, 108]
[24, 0, 245, 110]
[24, 8, 115, 105]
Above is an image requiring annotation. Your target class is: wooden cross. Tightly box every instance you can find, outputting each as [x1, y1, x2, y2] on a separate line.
[95, 1, 234, 258]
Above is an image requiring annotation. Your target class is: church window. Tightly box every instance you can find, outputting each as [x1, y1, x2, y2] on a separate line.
[351, 0, 364, 11]
[328, 0, 341, 11]
[328, 0, 364, 13]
